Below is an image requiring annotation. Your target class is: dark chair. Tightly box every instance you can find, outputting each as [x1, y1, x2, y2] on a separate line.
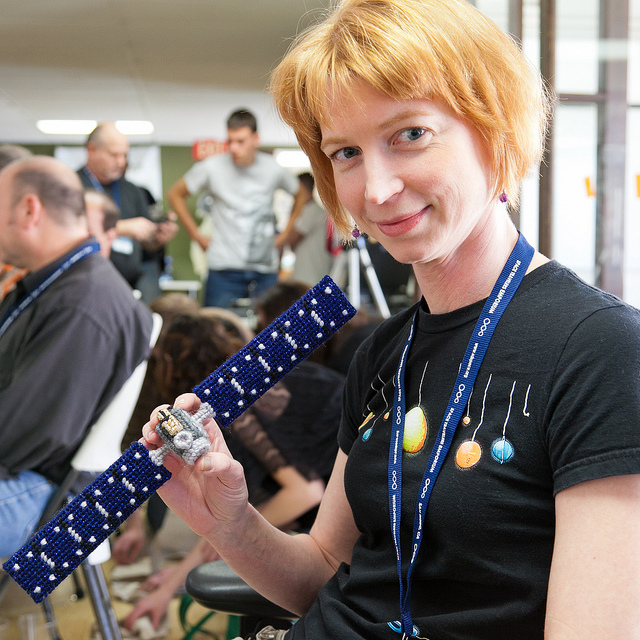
[186, 560, 295, 637]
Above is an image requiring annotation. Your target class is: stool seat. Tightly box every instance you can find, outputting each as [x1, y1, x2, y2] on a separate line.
[186, 560, 296, 620]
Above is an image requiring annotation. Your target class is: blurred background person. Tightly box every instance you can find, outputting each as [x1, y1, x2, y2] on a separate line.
[0, 156, 152, 556]
[0, 144, 32, 301]
[78, 122, 178, 297]
[276, 171, 335, 287]
[167, 109, 305, 309]
[116, 310, 342, 631]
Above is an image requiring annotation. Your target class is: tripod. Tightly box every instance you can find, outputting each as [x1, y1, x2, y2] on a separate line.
[330, 236, 391, 318]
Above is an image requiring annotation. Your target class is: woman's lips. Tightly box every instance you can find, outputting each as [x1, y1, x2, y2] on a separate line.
[375, 207, 427, 237]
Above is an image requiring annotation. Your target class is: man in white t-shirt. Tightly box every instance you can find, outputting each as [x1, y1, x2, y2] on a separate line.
[168, 109, 305, 308]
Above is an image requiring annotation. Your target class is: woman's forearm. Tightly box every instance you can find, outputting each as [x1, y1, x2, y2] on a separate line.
[205, 503, 338, 615]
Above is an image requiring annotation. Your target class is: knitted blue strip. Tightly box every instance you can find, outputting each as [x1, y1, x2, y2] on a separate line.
[193, 275, 356, 427]
[3, 443, 171, 602]
[3, 276, 356, 603]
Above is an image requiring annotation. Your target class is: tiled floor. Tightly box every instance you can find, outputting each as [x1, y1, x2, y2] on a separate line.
[0, 563, 230, 640]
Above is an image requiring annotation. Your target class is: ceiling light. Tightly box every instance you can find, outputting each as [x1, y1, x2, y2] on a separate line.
[274, 149, 310, 169]
[36, 120, 97, 135]
[115, 120, 155, 135]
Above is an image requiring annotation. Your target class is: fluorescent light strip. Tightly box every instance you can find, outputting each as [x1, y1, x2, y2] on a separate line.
[36, 120, 97, 135]
[274, 149, 310, 169]
[115, 120, 154, 135]
[36, 120, 154, 135]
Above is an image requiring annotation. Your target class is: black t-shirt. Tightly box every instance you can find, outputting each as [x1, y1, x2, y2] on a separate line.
[290, 261, 640, 640]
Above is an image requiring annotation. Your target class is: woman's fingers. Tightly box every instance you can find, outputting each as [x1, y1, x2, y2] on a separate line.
[173, 392, 201, 412]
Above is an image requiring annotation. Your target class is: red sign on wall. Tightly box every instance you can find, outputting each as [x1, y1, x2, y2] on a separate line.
[192, 139, 229, 161]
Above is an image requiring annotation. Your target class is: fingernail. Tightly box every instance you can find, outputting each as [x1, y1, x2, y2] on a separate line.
[201, 456, 213, 472]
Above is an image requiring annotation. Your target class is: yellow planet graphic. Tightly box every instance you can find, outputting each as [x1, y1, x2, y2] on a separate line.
[359, 412, 374, 430]
[403, 406, 427, 453]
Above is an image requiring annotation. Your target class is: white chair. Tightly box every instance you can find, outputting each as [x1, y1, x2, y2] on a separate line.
[73, 311, 163, 475]
[69, 311, 163, 640]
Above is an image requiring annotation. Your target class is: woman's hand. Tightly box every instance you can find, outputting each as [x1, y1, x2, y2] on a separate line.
[141, 393, 250, 539]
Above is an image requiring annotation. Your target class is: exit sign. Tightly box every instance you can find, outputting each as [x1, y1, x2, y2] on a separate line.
[192, 139, 228, 160]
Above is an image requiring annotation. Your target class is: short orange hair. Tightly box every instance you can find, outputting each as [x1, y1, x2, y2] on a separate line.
[271, 0, 551, 237]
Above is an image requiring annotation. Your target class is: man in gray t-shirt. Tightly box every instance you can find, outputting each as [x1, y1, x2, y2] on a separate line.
[168, 109, 304, 308]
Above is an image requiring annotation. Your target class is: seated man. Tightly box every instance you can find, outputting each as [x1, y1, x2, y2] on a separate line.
[0, 144, 32, 301]
[0, 156, 153, 557]
[84, 189, 121, 259]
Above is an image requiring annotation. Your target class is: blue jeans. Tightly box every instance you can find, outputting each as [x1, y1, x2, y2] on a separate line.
[205, 269, 278, 309]
[0, 471, 56, 557]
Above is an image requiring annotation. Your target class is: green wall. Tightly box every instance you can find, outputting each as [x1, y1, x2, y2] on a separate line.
[158, 146, 201, 282]
[23, 144, 56, 156]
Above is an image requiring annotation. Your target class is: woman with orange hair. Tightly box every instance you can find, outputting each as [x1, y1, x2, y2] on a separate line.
[143, 1, 640, 637]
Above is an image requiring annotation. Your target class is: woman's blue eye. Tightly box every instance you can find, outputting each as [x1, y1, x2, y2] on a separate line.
[399, 127, 426, 142]
[333, 147, 359, 161]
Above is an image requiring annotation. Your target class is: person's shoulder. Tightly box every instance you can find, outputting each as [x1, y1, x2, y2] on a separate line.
[117, 177, 148, 200]
[56, 254, 150, 322]
[200, 153, 233, 168]
[519, 261, 640, 351]
[255, 150, 277, 163]
[76, 166, 91, 187]
[525, 260, 638, 321]
[184, 154, 223, 177]
[118, 176, 141, 190]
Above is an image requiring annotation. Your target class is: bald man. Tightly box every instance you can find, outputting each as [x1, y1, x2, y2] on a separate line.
[0, 156, 153, 556]
[78, 122, 177, 293]
[0, 144, 32, 301]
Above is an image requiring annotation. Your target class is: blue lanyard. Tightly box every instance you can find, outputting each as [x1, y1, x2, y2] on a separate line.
[83, 167, 121, 207]
[0, 241, 100, 341]
[388, 233, 534, 637]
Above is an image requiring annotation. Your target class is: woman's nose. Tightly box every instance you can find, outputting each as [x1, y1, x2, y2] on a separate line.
[364, 159, 403, 205]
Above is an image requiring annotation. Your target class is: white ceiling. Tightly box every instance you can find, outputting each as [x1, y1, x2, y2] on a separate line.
[0, 0, 330, 147]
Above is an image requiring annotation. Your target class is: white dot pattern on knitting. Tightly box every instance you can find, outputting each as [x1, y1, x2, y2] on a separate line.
[192, 276, 355, 430]
[4, 277, 355, 605]
[3, 442, 170, 603]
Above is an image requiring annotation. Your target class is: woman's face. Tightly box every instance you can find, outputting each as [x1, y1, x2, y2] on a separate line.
[320, 81, 496, 267]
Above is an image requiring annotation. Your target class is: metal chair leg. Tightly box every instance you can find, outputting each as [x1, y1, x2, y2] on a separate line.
[41, 597, 63, 640]
[80, 562, 122, 640]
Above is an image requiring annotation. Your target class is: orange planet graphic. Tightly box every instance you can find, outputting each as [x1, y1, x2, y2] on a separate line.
[403, 407, 427, 453]
[456, 440, 482, 469]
